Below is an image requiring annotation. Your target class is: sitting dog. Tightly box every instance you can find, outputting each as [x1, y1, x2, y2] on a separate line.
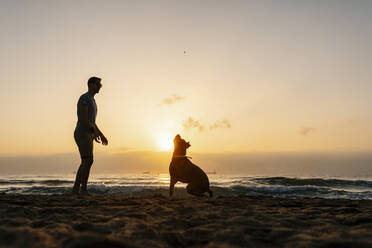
[169, 134, 213, 197]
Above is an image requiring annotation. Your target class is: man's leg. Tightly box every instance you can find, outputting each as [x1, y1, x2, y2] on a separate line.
[73, 156, 92, 194]
[73, 131, 93, 194]
[80, 156, 93, 193]
[72, 162, 83, 194]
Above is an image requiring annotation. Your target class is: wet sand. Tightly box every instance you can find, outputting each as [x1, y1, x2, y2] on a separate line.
[0, 190, 372, 248]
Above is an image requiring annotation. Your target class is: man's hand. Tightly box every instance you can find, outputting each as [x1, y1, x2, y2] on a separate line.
[94, 135, 101, 143]
[100, 134, 108, 145]
[92, 126, 101, 143]
[93, 124, 108, 145]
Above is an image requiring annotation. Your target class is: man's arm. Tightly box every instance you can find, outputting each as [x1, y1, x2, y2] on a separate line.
[80, 105, 107, 145]
[80, 106, 95, 132]
[94, 124, 108, 145]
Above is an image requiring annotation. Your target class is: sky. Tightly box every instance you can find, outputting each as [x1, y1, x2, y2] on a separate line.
[0, 0, 371, 162]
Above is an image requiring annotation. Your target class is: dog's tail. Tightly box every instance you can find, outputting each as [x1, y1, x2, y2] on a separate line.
[208, 190, 213, 197]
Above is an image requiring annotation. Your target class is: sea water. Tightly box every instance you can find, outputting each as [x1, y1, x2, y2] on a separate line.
[1, 174, 372, 200]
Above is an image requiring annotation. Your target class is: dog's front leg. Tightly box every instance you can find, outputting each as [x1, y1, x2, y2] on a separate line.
[169, 178, 177, 198]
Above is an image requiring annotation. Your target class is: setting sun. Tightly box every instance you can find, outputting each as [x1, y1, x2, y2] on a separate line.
[157, 136, 173, 151]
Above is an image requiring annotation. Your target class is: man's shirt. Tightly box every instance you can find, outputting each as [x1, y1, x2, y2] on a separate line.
[75, 92, 97, 133]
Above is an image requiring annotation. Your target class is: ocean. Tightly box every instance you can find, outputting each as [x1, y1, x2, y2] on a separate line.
[1, 174, 372, 200]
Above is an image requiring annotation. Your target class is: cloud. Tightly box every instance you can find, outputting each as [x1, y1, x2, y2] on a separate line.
[182, 117, 205, 132]
[209, 119, 232, 130]
[182, 118, 232, 132]
[299, 127, 315, 136]
[158, 94, 184, 106]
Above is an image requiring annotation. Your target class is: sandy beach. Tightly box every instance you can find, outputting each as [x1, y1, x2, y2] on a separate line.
[0, 189, 371, 248]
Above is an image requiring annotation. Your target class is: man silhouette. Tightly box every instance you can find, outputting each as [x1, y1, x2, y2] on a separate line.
[72, 77, 108, 195]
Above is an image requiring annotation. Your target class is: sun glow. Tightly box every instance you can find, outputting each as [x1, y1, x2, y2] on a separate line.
[157, 136, 173, 151]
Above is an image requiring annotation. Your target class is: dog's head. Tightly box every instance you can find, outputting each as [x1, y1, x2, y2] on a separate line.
[173, 134, 190, 156]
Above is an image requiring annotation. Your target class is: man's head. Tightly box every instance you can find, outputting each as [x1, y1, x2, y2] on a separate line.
[88, 77, 102, 94]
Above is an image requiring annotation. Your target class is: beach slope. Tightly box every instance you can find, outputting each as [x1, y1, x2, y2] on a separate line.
[0, 193, 371, 248]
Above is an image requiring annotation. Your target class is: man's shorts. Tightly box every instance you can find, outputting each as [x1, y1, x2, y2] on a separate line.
[74, 130, 93, 158]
